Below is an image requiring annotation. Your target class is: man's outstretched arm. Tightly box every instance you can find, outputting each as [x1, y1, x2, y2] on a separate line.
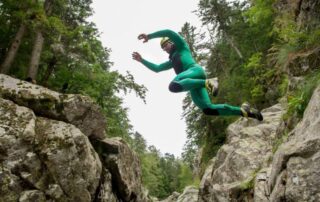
[132, 52, 172, 73]
[138, 29, 187, 50]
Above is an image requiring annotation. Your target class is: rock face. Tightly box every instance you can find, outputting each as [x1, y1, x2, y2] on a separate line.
[198, 103, 286, 202]
[0, 74, 148, 202]
[160, 186, 198, 202]
[274, 0, 320, 78]
[198, 86, 320, 202]
[160, 192, 180, 202]
[177, 186, 199, 202]
[92, 137, 145, 202]
[0, 98, 102, 201]
[267, 86, 320, 201]
[0, 74, 106, 139]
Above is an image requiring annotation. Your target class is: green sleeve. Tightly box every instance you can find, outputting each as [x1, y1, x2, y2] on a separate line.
[148, 29, 187, 50]
[141, 59, 172, 73]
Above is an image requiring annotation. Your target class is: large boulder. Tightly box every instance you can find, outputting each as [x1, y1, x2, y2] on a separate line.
[0, 97, 102, 201]
[0, 74, 152, 202]
[159, 186, 198, 202]
[267, 86, 320, 201]
[0, 74, 106, 139]
[35, 117, 102, 201]
[177, 186, 198, 202]
[198, 103, 286, 202]
[159, 192, 180, 202]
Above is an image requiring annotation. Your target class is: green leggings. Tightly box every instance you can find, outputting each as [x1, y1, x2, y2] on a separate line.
[168, 66, 242, 116]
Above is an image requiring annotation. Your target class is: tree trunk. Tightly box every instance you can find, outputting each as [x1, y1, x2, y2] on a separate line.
[41, 56, 57, 86]
[0, 24, 26, 74]
[27, 0, 53, 80]
[225, 33, 243, 59]
[27, 31, 44, 80]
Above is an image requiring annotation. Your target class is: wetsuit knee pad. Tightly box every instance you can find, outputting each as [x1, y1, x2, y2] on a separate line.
[169, 81, 183, 93]
[203, 108, 219, 115]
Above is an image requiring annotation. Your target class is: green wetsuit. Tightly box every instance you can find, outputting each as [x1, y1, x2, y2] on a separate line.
[142, 29, 242, 116]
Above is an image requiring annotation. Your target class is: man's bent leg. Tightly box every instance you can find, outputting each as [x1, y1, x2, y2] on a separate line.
[190, 88, 242, 116]
[168, 66, 206, 93]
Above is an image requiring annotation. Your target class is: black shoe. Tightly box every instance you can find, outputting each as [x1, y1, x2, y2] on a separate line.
[241, 102, 263, 121]
[206, 77, 219, 97]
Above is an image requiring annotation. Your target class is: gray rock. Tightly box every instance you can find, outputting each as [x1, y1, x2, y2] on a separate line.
[253, 168, 270, 202]
[96, 169, 119, 202]
[199, 158, 215, 201]
[0, 74, 106, 139]
[92, 137, 144, 202]
[35, 117, 102, 201]
[0, 97, 102, 202]
[0, 98, 37, 201]
[198, 85, 320, 202]
[19, 190, 46, 202]
[45, 184, 64, 200]
[267, 86, 320, 201]
[159, 191, 180, 202]
[0, 75, 151, 201]
[193, 148, 203, 177]
[141, 187, 156, 202]
[269, 170, 286, 202]
[177, 186, 198, 202]
[199, 103, 285, 202]
[0, 167, 23, 202]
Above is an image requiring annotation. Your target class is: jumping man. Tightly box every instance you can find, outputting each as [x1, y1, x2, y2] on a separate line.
[132, 29, 263, 121]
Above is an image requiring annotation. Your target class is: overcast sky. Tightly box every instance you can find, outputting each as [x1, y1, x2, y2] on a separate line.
[90, 0, 203, 157]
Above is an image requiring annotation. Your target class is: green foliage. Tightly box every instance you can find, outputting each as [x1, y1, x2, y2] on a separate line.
[178, 163, 198, 191]
[287, 93, 306, 117]
[244, 52, 265, 102]
[278, 75, 289, 96]
[305, 29, 320, 48]
[239, 168, 260, 191]
[141, 151, 167, 198]
[270, 5, 320, 70]
[131, 134, 195, 199]
[239, 177, 255, 191]
[242, 0, 275, 54]
[131, 132, 147, 155]
[285, 70, 320, 119]
[243, 52, 278, 104]
[244, 0, 275, 25]
[141, 149, 195, 199]
[180, 22, 209, 64]
[274, 15, 320, 51]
